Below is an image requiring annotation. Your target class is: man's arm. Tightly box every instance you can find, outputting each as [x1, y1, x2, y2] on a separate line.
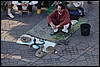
[59, 10, 71, 27]
[47, 9, 57, 24]
[47, 9, 57, 29]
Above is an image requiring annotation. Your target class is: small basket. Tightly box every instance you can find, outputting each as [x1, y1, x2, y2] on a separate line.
[20, 36, 32, 43]
[46, 46, 55, 54]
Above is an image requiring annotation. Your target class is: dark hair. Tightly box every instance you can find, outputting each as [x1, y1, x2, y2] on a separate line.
[58, 3, 66, 9]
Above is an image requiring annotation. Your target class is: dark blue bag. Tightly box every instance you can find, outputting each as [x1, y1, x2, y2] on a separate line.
[69, 10, 80, 20]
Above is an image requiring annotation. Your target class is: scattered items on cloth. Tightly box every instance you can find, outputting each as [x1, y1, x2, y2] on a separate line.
[16, 34, 56, 53]
[16, 34, 45, 49]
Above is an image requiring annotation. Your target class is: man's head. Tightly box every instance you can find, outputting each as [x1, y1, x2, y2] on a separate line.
[57, 4, 66, 13]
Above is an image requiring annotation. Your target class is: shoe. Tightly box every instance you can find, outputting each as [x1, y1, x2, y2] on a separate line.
[37, 9, 41, 14]
[18, 11, 22, 16]
[8, 13, 14, 18]
[27, 12, 32, 16]
[50, 31, 59, 36]
[62, 29, 68, 33]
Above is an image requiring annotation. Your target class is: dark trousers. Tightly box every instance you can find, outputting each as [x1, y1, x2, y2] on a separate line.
[37, 1, 54, 9]
[37, 1, 48, 9]
[17, 5, 33, 12]
[48, 1, 54, 7]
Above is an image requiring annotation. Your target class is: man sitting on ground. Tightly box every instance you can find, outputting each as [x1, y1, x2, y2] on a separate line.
[47, 3, 71, 35]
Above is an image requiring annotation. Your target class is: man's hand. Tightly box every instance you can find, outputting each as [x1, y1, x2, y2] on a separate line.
[56, 25, 60, 28]
[52, 24, 56, 29]
[50, 22, 57, 29]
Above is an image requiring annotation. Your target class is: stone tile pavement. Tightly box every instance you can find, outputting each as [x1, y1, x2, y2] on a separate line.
[1, 1, 99, 66]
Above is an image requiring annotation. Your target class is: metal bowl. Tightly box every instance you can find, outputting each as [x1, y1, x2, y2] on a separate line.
[46, 46, 55, 54]
[20, 36, 32, 43]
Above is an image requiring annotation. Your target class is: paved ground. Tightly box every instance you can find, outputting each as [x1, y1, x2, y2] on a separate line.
[1, 1, 99, 66]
